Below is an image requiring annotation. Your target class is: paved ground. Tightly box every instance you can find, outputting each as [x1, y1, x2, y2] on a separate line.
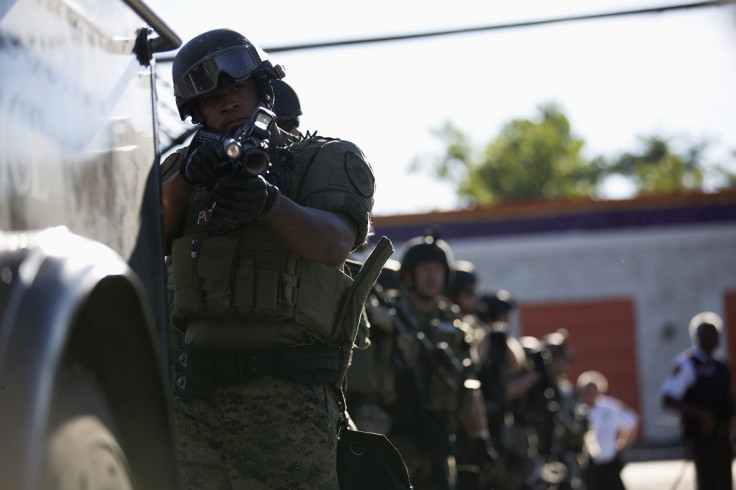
[619, 444, 735, 490]
[622, 459, 698, 490]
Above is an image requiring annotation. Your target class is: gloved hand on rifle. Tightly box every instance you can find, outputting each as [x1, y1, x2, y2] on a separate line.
[210, 174, 281, 228]
[179, 141, 232, 189]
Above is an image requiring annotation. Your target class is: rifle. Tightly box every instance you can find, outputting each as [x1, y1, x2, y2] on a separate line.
[480, 323, 509, 459]
[527, 346, 558, 459]
[187, 106, 276, 177]
[368, 285, 466, 398]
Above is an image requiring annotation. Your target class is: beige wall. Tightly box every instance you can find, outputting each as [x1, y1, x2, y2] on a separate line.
[391, 223, 736, 442]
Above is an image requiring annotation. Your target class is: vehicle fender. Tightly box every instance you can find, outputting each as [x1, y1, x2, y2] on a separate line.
[0, 227, 178, 490]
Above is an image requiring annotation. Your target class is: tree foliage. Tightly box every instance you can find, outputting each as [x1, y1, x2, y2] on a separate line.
[609, 137, 709, 194]
[416, 102, 735, 205]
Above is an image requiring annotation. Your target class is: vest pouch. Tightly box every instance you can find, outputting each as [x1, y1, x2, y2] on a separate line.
[295, 261, 353, 342]
[233, 256, 256, 313]
[233, 257, 300, 319]
[196, 235, 239, 314]
[171, 236, 205, 318]
[254, 268, 279, 314]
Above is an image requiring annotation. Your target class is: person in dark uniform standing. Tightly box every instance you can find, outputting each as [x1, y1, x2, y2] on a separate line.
[661, 311, 735, 490]
[161, 28, 380, 489]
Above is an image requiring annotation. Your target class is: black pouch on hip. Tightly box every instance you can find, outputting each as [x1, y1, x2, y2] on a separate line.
[336, 421, 413, 490]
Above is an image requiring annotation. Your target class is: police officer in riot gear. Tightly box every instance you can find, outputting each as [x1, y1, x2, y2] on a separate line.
[383, 232, 490, 490]
[445, 261, 476, 311]
[161, 28, 380, 489]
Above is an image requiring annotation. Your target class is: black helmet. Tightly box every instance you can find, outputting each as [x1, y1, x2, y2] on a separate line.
[377, 258, 401, 292]
[476, 289, 516, 323]
[445, 260, 477, 298]
[172, 29, 285, 122]
[272, 80, 302, 116]
[542, 328, 575, 361]
[399, 230, 455, 286]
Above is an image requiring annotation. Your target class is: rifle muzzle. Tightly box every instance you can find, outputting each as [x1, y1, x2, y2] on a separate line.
[223, 140, 269, 175]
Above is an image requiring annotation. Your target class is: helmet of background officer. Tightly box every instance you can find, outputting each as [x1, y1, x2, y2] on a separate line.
[272, 79, 302, 136]
[688, 311, 722, 355]
[541, 328, 575, 376]
[445, 260, 478, 316]
[399, 230, 455, 300]
[377, 258, 401, 294]
[476, 289, 516, 324]
[172, 28, 285, 125]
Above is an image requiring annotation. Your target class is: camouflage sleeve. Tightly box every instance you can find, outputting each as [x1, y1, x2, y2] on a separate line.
[297, 139, 375, 249]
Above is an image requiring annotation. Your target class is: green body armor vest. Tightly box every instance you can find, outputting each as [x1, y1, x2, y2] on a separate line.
[168, 135, 377, 350]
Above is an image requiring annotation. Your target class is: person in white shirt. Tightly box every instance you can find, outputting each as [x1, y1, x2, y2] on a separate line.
[577, 370, 639, 490]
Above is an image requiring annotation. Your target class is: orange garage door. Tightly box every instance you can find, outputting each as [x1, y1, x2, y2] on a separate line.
[519, 298, 641, 436]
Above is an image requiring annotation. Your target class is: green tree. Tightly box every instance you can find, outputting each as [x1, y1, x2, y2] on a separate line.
[607, 136, 736, 195]
[414, 103, 603, 205]
[607, 136, 704, 194]
[415, 102, 736, 204]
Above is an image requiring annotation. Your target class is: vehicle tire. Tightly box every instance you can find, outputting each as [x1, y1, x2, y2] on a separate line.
[42, 365, 135, 490]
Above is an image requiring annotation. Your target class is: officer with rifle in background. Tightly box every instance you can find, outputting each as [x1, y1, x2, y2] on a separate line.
[511, 331, 587, 490]
[472, 289, 530, 489]
[343, 255, 402, 435]
[160, 28, 388, 489]
[375, 231, 490, 489]
[446, 260, 514, 489]
[539, 330, 588, 490]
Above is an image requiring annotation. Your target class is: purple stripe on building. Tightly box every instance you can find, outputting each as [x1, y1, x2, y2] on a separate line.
[371, 201, 736, 245]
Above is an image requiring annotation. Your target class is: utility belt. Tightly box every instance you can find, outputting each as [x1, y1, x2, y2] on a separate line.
[683, 418, 732, 441]
[173, 344, 348, 398]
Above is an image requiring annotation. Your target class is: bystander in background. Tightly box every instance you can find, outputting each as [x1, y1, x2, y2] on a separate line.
[577, 370, 639, 490]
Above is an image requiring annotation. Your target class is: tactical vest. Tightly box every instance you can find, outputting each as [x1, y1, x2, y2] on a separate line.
[397, 296, 471, 415]
[168, 135, 374, 350]
[682, 354, 734, 438]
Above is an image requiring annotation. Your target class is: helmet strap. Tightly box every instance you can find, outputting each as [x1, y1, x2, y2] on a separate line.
[256, 78, 275, 109]
[189, 106, 204, 125]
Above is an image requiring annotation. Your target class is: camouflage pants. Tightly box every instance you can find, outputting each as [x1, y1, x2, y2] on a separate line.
[172, 375, 342, 490]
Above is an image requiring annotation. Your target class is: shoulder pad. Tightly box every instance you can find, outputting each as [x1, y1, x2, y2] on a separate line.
[160, 147, 188, 181]
[289, 136, 375, 249]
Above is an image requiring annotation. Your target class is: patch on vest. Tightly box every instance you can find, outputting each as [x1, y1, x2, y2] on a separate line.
[345, 151, 375, 198]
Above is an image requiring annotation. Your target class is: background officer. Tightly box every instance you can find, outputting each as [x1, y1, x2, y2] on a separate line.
[161, 28, 377, 489]
[661, 311, 735, 490]
[382, 232, 489, 489]
[343, 258, 401, 435]
[539, 330, 588, 490]
[271, 79, 302, 136]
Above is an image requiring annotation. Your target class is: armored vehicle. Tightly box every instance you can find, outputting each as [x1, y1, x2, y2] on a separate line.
[0, 0, 181, 488]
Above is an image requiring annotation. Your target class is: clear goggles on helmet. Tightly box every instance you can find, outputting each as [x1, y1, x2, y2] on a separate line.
[175, 47, 263, 100]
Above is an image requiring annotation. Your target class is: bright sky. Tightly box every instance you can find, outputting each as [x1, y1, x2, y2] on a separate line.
[150, 0, 736, 216]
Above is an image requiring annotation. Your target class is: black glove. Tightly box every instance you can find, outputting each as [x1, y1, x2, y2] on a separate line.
[180, 142, 231, 189]
[210, 174, 281, 228]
